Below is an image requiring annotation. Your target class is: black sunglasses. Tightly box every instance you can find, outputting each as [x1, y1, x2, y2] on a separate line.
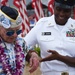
[6, 29, 22, 36]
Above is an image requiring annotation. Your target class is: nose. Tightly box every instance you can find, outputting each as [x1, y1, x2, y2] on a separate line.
[13, 32, 18, 37]
[59, 10, 65, 16]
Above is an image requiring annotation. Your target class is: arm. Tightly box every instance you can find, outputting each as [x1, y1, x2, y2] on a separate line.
[57, 54, 75, 67]
[40, 50, 75, 67]
[26, 50, 40, 73]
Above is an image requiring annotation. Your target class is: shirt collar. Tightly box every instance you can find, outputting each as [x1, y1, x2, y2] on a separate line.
[46, 15, 74, 28]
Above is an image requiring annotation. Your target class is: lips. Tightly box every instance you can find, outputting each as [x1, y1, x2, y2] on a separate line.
[59, 16, 65, 20]
[55, 15, 67, 25]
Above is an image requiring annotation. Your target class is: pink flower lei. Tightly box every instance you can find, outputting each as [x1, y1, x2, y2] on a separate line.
[0, 37, 25, 75]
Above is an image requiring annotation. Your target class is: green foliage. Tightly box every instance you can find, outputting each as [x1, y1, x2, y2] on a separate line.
[34, 46, 40, 56]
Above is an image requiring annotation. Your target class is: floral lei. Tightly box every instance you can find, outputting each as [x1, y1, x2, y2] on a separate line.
[0, 37, 25, 75]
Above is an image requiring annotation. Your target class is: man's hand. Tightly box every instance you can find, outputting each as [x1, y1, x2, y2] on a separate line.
[29, 52, 39, 73]
[40, 50, 60, 62]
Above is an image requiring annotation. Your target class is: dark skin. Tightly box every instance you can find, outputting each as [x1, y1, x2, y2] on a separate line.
[54, 6, 72, 25]
[40, 5, 75, 67]
[40, 50, 75, 67]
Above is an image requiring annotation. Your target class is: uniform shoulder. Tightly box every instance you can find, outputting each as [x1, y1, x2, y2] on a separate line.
[69, 18, 75, 21]
[29, 15, 54, 31]
[39, 16, 52, 22]
[36, 15, 53, 25]
[69, 18, 75, 23]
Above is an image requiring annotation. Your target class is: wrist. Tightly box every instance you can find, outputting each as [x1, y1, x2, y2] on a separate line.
[25, 50, 38, 62]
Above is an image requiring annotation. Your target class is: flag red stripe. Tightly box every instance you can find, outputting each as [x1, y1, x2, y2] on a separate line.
[48, 0, 54, 15]
[13, 0, 30, 36]
[1, 0, 8, 6]
[32, 0, 44, 22]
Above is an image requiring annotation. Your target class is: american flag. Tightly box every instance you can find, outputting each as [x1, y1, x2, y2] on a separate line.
[1, 0, 9, 6]
[48, 0, 54, 15]
[13, 0, 30, 37]
[32, 0, 44, 22]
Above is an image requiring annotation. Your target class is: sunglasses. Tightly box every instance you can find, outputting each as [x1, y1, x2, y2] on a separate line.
[6, 29, 22, 36]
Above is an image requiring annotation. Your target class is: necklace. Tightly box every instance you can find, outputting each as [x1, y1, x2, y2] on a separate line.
[0, 37, 25, 75]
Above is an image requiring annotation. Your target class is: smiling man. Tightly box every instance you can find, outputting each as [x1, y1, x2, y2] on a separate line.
[24, 0, 75, 75]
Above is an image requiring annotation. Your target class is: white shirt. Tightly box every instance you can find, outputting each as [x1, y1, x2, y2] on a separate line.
[24, 15, 75, 72]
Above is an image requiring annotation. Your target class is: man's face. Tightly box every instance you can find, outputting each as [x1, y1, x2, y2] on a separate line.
[0, 26, 22, 43]
[54, 6, 72, 25]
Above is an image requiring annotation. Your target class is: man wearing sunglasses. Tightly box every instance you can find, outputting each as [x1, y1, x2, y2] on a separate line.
[0, 6, 39, 75]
